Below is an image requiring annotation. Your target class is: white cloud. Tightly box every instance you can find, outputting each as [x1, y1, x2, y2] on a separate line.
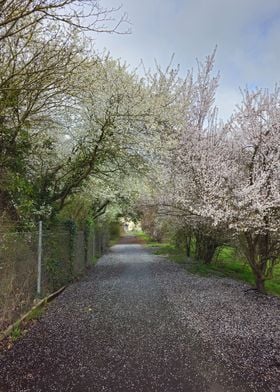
[93, 0, 280, 120]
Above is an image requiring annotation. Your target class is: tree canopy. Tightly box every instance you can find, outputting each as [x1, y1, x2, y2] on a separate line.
[0, 2, 279, 293]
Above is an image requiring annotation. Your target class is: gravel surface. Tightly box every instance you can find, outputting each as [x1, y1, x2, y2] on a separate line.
[0, 238, 279, 391]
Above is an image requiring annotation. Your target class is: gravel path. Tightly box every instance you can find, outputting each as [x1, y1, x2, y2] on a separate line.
[0, 239, 279, 391]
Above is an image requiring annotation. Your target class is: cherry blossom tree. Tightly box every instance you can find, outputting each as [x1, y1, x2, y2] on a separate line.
[153, 82, 280, 292]
[146, 51, 226, 263]
[211, 88, 280, 292]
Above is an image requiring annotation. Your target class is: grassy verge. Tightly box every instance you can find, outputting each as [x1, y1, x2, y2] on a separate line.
[109, 238, 120, 247]
[135, 232, 280, 296]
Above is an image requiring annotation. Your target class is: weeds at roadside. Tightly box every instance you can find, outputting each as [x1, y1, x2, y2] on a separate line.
[10, 323, 21, 341]
[25, 306, 45, 322]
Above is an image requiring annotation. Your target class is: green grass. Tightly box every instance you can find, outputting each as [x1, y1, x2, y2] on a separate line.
[109, 237, 121, 247]
[213, 247, 280, 296]
[129, 231, 150, 242]
[10, 323, 21, 341]
[4, 306, 44, 344]
[135, 232, 186, 263]
[25, 306, 45, 322]
[135, 231, 280, 296]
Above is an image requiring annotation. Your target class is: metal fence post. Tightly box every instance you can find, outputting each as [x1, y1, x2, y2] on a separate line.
[99, 231, 102, 256]
[37, 220, 43, 296]
[92, 229, 95, 260]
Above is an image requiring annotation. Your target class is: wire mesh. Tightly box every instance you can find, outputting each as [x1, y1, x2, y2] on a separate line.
[0, 224, 109, 331]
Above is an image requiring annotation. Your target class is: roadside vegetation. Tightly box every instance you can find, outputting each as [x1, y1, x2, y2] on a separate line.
[136, 232, 280, 296]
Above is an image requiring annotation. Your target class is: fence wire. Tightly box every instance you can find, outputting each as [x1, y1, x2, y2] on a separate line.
[0, 223, 110, 331]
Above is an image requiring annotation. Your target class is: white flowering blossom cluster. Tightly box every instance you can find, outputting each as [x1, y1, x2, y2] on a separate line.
[142, 53, 280, 292]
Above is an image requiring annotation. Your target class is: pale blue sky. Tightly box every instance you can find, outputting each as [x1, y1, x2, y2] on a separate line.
[93, 0, 280, 120]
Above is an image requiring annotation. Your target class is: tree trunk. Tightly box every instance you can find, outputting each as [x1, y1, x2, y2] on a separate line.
[204, 245, 216, 264]
[255, 276, 266, 294]
[194, 232, 218, 264]
[185, 236, 191, 257]
[243, 232, 268, 294]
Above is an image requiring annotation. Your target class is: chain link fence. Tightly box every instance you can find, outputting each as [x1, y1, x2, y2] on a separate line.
[0, 221, 111, 331]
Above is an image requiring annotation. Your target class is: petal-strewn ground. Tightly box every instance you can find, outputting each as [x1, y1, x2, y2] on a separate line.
[0, 239, 279, 391]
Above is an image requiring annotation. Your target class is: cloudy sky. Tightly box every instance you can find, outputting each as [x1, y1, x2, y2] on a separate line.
[94, 0, 280, 120]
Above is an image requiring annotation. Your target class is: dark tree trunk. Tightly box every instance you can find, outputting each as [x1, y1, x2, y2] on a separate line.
[185, 236, 191, 257]
[243, 232, 268, 294]
[203, 244, 217, 264]
[194, 231, 219, 264]
[256, 276, 266, 293]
